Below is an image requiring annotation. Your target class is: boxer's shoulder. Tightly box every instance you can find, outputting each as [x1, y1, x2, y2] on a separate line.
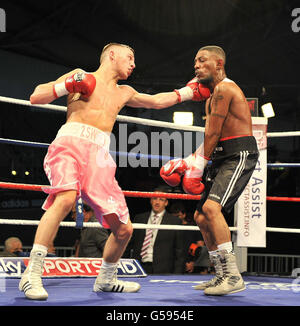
[213, 78, 241, 100]
[117, 84, 138, 100]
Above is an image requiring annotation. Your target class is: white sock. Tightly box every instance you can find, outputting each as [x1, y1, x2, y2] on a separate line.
[31, 244, 48, 256]
[101, 260, 119, 270]
[208, 250, 219, 256]
[217, 242, 233, 254]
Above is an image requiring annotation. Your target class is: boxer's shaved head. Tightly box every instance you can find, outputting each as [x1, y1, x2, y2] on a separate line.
[100, 43, 134, 63]
[199, 45, 226, 65]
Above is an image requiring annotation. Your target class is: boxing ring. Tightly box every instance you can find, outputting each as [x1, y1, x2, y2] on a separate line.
[0, 95, 300, 307]
[1, 274, 300, 307]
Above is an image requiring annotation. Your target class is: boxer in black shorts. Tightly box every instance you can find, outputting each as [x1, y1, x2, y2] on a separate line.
[197, 135, 259, 214]
[160, 45, 258, 295]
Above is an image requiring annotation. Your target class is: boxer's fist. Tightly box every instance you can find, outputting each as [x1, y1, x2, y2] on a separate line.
[182, 169, 205, 195]
[174, 77, 210, 103]
[197, 83, 211, 101]
[53, 71, 96, 99]
[65, 72, 96, 97]
[160, 159, 188, 187]
[181, 154, 208, 195]
[186, 78, 211, 101]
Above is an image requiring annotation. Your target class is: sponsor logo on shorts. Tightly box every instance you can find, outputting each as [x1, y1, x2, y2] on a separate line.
[107, 196, 115, 204]
[209, 194, 220, 200]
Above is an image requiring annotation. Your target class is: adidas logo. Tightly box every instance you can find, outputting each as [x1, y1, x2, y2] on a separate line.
[111, 284, 125, 292]
[22, 281, 32, 293]
[227, 275, 240, 286]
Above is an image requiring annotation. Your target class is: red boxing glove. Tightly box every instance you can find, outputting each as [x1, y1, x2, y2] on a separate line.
[174, 77, 210, 103]
[181, 153, 209, 195]
[53, 71, 96, 99]
[182, 170, 205, 195]
[160, 159, 188, 187]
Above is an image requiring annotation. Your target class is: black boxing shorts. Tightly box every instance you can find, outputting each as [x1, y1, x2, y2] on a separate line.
[196, 135, 259, 214]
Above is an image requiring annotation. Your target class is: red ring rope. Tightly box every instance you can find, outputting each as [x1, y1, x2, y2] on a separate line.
[266, 196, 300, 202]
[1, 181, 300, 202]
[0, 181, 201, 200]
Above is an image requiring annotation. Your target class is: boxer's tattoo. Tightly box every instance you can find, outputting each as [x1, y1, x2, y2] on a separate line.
[210, 88, 226, 119]
[212, 93, 224, 111]
[211, 112, 226, 119]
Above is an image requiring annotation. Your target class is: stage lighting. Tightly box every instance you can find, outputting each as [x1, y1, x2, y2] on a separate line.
[173, 112, 194, 126]
[261, 102, 275, 118]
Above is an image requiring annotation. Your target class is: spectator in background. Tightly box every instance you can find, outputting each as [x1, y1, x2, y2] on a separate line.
[0, 237, 24, 257]
[169, 201, 195, 225]
[169, 201, 210, 274]
[185, 240, 210, 274]
[129, 186, 185, 274]
[71, 203, 109, 258]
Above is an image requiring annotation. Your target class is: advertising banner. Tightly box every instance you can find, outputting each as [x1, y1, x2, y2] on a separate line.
[235, 117, 267, 247]
[0, 257, 147, 278]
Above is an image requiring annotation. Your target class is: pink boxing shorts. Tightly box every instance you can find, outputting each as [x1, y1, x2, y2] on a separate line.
[42, 122, 129, 228]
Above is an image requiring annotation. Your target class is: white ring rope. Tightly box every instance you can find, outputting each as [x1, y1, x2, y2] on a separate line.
[1, 218, 300, 234]
[1, 97, 299, 233]
[2, 95, 300, 136]
[266, 131, 300, 138]
[0, 96, 204, 132]
[0, 219, 206, 231]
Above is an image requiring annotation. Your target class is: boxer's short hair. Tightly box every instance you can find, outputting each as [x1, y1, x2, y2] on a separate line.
[100, 43, 134, 63]
[199, 45, 226, 65]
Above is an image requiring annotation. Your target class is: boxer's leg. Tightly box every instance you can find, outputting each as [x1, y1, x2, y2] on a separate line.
[34, 190, 77, 246]
[93, 214, 140, 293]
[201, 199, 232, 246]
[194, 209, 217, 251]
[193, 209, 224, 290]
[199, 200, 245, 295]
[19, 190, 77, 300]
[102, 214, 133, 263]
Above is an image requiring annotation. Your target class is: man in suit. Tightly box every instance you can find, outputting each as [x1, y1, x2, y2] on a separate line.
[71, 203, 109, 258]
[130, 187, 185, 274]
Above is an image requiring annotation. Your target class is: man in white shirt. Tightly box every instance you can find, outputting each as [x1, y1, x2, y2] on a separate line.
[130, 187, 185, 274]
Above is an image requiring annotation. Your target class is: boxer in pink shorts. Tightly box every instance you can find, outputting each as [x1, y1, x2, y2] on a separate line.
[42, 122, 129, 229]
[19, 42, 210, 300]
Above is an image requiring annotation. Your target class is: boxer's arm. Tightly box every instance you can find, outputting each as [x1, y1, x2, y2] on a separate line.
[203, 84, 232, 157]
[125, 87, 178, 109]
[30, 68, 83, 105]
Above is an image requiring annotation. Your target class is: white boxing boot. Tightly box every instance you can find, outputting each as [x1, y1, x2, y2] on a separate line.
[93, 261, 141, 293]
[204, 250, 246, 296]
[194, 254, 223, 290]
[19, 248, 48, 300]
